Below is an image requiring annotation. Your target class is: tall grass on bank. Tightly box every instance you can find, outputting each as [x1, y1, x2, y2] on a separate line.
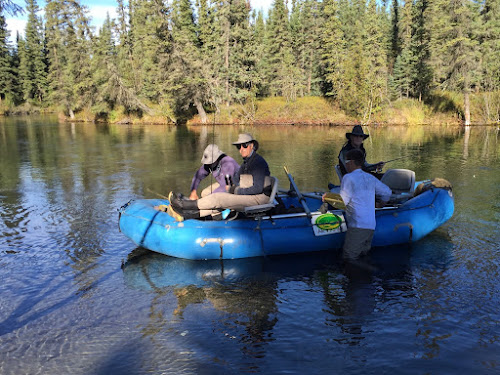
[9, 91, 498, 125]
[471, 92, 500, 124]
[191, 97, 356, 125]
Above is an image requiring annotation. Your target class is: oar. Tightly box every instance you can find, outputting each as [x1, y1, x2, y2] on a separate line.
[283, 166, 311, 218]
[279, 189, 346, 210]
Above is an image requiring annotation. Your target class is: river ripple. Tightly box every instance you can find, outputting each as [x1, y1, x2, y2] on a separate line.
[0, 117, 499, 374]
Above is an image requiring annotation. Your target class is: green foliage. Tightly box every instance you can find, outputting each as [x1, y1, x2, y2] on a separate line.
[0, 0, 498, 124]
[19, 0, 46, 103]
[0, 10, 16, 102]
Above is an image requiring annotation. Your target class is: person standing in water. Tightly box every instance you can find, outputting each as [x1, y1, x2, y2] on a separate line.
[338, 148, 392, 261]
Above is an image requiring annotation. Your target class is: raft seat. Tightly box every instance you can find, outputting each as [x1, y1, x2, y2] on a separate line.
[244, 177, 279, 216]
[380, 169, 415, 204]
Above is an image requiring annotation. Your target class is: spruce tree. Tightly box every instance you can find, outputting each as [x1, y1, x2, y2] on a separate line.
[481, 0, 500, 91]
[393, 0, 413, 98]
[364, 0, 389, 119]
[390, 0, 400, 70]
[446, 0, 480, 124]
[129, 0, 169, 102]
[251, 9, 267, 97]
[226, 0, 255, 105]
[0, 6, 15, 105]
[20, 0, 47, 103]
[291, 0, 322, 96]
[266, 0, 300, 100]
[410, 0, 432, 101]
[92, 13, 150, 116]
[321, 0, 345, 99]
[168, 0, 208, 122]
[45, 0, 93, 118]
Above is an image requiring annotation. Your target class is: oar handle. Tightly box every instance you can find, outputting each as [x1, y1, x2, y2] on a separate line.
[283, 166, 311, 217]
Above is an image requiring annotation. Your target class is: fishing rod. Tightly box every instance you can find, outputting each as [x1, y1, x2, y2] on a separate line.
[383, 155, 411, 164]
[146, 188, 169, 200]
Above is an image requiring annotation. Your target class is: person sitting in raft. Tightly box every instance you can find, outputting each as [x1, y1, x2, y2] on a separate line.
[189, 144, 240, 200]
[167, 133, 272, 221]
[338, 125, 385, 177]
[335, 148, 392, 261]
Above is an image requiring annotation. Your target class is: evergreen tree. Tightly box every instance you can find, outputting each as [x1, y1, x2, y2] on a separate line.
[321, 0, 345, 99]
[251, 9, 267, 97]
[390, 0, 400, 70]
[392, 49, 413, 98]
[410, 0, 432, 100]
[45, 0, 93, 117]
[266, 0, 300, 100]
[291, 0, 322, 96]
[196, 0, 223, 109]
[226, 0, 256, 105]
[92, 13, 150, 116]
[0, 6, 15, 105]
[364, 0, 389, 119]
[392, 0, 413, 98]
[129, 0, 169, 102]
[0, 0, 22, 15]
[481, 0, 500, 91]
[167, 0, 208, 122]
[336, 0, 372, 116]
[445, 0, 480, 124]
[19, 0, 47, 103]
[252, 9, 269, 97]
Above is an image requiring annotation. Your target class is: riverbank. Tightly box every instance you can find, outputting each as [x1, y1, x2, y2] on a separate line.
[187, 96, 463, 126]
[5, 91, 498, 126]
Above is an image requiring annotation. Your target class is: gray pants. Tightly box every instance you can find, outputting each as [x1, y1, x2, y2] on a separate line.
[201, 183, 220, 198]
[342, 227, 375, 260]
[196, 192, 270, 217]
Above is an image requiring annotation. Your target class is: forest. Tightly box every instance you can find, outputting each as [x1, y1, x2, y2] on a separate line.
[0, 0, 499, 124]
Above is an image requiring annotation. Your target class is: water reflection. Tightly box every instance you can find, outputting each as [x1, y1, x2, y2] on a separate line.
[123, 234, 455, 362]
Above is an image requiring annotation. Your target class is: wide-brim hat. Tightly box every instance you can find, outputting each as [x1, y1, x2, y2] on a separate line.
[201, 144, 224, 165]
[232, 133, 259, 150]
[346, 125, 369, 140]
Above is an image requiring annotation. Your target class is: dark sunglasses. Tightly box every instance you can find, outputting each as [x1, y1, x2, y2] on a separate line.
[236, 142, 251, 150]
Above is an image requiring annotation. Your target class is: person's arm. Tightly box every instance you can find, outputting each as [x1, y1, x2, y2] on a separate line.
[375, 179, 392, 207]
[338, 149, 348, 175]
[189, 165, 209, 197]
[220, 157, 240, 190]
[363, 159, 385, 172]
[339, 176, 352, 206]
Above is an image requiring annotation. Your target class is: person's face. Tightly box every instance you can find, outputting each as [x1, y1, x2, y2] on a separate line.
[350, 134, 364, 147]
[237, 142, 254, 158]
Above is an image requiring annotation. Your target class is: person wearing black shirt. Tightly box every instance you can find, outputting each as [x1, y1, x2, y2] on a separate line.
[338, 125, 385, 177]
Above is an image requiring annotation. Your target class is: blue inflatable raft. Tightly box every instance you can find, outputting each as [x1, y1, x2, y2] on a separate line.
[118, 172, 454, 260]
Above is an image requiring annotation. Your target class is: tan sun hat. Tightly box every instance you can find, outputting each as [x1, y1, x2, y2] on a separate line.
[201, 144, 224, 165]
[232, 133, 259, 150]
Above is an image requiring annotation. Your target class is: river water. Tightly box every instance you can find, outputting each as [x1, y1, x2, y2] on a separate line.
[0, 116, 499, 374]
